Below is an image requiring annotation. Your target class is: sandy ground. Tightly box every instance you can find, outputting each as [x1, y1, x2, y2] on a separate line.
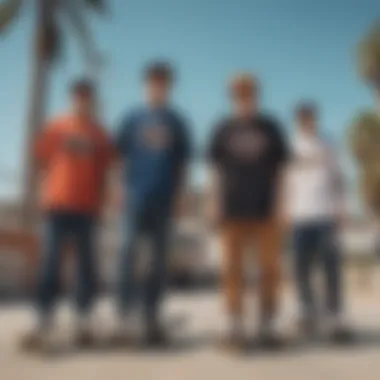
[1, 286, 380, 380]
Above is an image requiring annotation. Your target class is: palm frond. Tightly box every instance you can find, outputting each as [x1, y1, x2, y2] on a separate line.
[0, 0, 23, 34]
[349, 110, 380, 214]
[84, 0, 106, 13]
[359, 170, 380, 216]
[348, 110, 380, 165]
[358, 22, 380, 85]
[59, 0, 103, 75]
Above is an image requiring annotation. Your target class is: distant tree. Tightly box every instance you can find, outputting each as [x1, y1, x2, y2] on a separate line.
[349, 21, 380, 217]
[0, 0, 106, 227]
[357, 21, 380, 107]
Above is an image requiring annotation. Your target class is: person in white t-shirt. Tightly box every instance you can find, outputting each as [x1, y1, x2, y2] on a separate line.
[285, 102, 351, 342]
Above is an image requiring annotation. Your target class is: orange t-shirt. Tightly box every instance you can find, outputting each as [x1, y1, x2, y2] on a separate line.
[35, 114, 114, 215]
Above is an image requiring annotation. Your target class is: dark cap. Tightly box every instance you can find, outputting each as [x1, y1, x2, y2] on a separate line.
[143, 61, 174, 82]
[295, 101, 318, 117]
[70, 78, 96, 96]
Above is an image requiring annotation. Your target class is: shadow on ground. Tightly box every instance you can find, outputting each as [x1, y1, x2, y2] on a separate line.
[18, 316, 380, 361]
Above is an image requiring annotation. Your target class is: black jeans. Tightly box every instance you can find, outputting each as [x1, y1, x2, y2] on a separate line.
[292, 221, 342, 318]
[36, 211, 96, 317]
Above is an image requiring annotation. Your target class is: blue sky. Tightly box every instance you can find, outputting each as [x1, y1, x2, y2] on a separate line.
[0, 0, 378, 199]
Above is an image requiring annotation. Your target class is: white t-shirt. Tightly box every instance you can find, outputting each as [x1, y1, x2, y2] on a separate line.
[285, 132, 343, 223]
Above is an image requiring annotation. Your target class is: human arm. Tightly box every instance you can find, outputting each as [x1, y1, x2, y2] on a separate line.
[111, 113, 135, 210]
[269, 118, 291, 227]
[328, 145, 347, 225]
[205, 122, 226, 229]
[172, 116, 193, 217]
[34, 120, 61, 168]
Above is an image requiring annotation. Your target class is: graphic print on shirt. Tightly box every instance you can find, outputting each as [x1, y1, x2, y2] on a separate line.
[292, 139, 327, 168]
[140, 123, 173, 151]
[63, 134, 96, 156]
[226, 127, 269, 161]
[287, 136, 339, 222]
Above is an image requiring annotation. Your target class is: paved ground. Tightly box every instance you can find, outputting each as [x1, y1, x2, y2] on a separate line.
[1, 286, 380, 380]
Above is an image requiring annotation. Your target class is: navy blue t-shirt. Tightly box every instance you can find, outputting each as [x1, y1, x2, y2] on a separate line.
[115, 107, 191, 204]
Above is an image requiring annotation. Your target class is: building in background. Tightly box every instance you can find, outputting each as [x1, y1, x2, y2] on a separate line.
[0, 187, 378, 295]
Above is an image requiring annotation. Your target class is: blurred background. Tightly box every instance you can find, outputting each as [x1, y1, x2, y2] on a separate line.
[0, 0, 379, 297]
[2, 2, 380, 379]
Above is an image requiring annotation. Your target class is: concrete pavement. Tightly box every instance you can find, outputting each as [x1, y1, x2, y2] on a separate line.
[1, 288, 380, 380]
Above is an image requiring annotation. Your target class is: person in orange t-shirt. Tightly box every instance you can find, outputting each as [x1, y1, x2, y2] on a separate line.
[22, 79, 114, 352]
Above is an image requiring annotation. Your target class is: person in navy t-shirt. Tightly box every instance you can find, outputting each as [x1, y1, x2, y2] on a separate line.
[114, 61, 191, 345]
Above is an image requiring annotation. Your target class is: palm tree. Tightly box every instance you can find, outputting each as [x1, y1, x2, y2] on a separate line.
[358, 21, 380, 109]
[0, 0, 106, 228]
[350, 21, 380, 218]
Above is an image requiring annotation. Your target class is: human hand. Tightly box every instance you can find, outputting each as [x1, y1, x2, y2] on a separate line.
[206, 199, 222, 230]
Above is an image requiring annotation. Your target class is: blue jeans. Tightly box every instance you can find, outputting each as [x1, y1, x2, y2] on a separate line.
[292, 221, 342, 317]
[118, 197, 171, 325]
[36, 212, 96, 317]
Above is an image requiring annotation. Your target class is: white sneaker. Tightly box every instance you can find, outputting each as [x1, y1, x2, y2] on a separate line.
[19, 323, 54, 353]
[110, 312, 140, 346]
[257, 318, 284, 349]
[324, 314, 353, 343]
[74, 315, 95, 347]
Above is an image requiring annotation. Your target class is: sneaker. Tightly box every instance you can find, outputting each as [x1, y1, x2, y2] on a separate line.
[325, 314, 353, 344]
[19, 330, 51, 354]
[299, 317, 318, 336]
[257, 319, 284, 350]
[108, 315, 137, 348]
[257, 330, 284, 350]
[143, 323, 170, 347]
[329, 325, 354, 344]
[74, 329, 96, 348]
[73, 313, 96, 348]
[109, 330, 136, 348]
[218, 333, 247, 353]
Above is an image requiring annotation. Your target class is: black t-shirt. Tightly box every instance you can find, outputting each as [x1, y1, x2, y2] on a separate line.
[208, 114, 288, 220]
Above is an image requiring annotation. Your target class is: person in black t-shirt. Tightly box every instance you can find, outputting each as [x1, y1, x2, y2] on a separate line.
[207, 73, 288, 350]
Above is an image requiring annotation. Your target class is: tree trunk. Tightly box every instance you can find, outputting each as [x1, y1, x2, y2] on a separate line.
[21, 0, 49, 229]
[375, 85, 380, 114]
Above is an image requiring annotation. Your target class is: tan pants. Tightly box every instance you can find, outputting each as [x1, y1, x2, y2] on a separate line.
[221, 219, 282, 318]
